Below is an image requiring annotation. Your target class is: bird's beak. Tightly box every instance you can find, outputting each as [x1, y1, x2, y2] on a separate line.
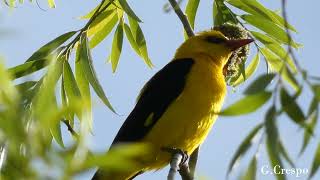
[226, 39, 254, 51]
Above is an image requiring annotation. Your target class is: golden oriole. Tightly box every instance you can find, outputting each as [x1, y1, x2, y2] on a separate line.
[92, 30, 253, 180]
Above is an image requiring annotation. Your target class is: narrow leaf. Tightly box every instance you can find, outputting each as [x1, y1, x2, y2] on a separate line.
[241, 14, 299, 48]
[244, 73, 275, 94]
[279, 140, 295, 167]
[26, 31, 77, 62]
[232, 53, 260, 86]
[213, 0, 237, 26]
[110, 22, 124, 73]
[185, 0, 200, 29]
[9, 59, 48, 79]
[251, 31, 296, 73]
[118, 0, 141, 22]
[89, 12, 118, 48]
[227, 0, 297, 32]
[87, 10, 116, 37]
[15, 81, 37, 92]
[128, 16, 153, 67]
[241, 156, 257, 180]
[265, 106, 285, 180]
[79, 33, 115, 113]
[123, 23, 141, 56]
[220, 91, 272, 116]
[280, 87, 305, 124]
[48, 0, 55, 8]
[228, 124, 263, 173]
[300, 111, 318, 155]
[309, 141, 320, 179]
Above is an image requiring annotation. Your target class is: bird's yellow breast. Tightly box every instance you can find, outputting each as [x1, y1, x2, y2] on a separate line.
[142, 54, 227, 170]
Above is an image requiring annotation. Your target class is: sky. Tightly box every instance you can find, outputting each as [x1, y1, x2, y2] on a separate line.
[1, 0, 320, 180]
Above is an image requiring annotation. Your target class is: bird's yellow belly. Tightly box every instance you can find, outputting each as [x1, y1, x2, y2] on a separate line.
[141, 59, 226, 171]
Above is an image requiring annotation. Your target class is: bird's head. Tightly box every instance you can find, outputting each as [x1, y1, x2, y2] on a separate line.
[174, 30, 253, 68]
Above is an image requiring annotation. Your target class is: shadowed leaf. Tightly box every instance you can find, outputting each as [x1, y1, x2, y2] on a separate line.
[110, 22, 124, 72]
[309, 142, 320, 179]
[232, 53, 260, 86]
[244, 73, 275, 94]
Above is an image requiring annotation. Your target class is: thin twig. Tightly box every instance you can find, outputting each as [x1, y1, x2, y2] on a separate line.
[179, 163, 194, 180]
[168, 0, 195, 37]
[62, 120, 79, 139]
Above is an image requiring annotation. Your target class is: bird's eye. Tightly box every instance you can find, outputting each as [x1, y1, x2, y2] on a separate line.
[206, 36, 226, 44]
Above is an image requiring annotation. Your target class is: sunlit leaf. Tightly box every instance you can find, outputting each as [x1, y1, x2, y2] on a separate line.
[260, 48, 299, 91]
[213, 0, 237, 26]
[185, 0, 200, 29]
[309, 141, 320, 179]
[118, 0, 141, 22]
[227, 0, 297, 32]
[128, 16, 153, 67]
[80, 0, 114, 19]
[232, 53, 260, 86]
[123, 23, 141, 56]
[26, 31, 77, 62]
[228, 124, 263, 174]
[241, 15, 300, 48]
[220, 91, 271, 116]
[251, 31, 296, 72]
[79, 33, 115, 113]
[265, 106, 285, 180]
[241, 156, 257, 180]
[75, 45, 92, 131]
[110, 22, 124, 73]
[280, 87, 305, 124]
[48, 0, 55, 8]
[87, 10, 116, 37]
[244, 73, 275, 94]
[89, 12, 118, 48]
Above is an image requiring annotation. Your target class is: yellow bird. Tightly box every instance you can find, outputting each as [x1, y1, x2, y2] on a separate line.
[92, 30, 253, 180]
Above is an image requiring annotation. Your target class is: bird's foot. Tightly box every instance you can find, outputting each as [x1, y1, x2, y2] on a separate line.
[161, 147, 189, 166]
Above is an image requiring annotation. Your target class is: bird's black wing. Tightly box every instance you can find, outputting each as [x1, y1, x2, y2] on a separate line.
[112, 59, 194, 145]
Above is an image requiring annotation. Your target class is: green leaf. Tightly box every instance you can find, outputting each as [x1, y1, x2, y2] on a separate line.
[49, 96, 64, 148]
[185, 0, 200, 29]
[232, 53, 260, 86]
[228, 124, 263, 174]
[79, 33, 115, 113]
[48, 0, 55, 8]
[250, 31, 296, 73]
[87, 10, 116, 37]
[220, 91, 271, 116]
[279, 140, 294, 167]
[128, 16, 153, 67]
[312, 84, 320, 102]
[8, 59, 48, 79]
[123, 23, 141, 56]
[118, 0, 141, 22]
[89, 12, 118, 48]
[309, 141, 320, 179]
[260, 48, 299, 91]
[26, 31, 77, 62]
[244, 73, 275, 94]
[241, 14, 299, 48]
[110, 22, 124, 73]
[80, 0, 114, 19]
[62, 61, 82, 114]
[300, 111, 318, 155]
[213, 0, 237, 26]
[15, 81, 37, 92]
[75, 45, 92, 131]
[265, 106, 285, 180]
[280, 87, 305, 124]
[241, 156, 257, 180]
[227, 0, 297, 32]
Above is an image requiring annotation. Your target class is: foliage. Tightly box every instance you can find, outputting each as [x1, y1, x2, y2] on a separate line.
[1, 0, 320, 179]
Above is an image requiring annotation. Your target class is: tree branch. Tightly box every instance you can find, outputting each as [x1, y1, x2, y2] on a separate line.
[168, 0, 195, 37]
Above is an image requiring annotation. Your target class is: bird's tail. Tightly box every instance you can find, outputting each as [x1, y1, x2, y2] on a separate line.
[91, 169, 141, 180]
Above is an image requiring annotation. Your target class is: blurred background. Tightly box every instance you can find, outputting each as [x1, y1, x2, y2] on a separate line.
[0, 0, 319, 179]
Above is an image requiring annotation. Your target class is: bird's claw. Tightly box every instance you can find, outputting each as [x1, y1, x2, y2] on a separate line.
[161, 147, 189, 166]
